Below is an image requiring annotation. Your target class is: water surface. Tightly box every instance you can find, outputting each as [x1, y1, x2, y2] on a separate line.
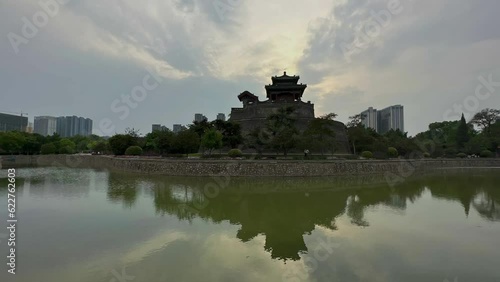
[0, 168, 499, 282]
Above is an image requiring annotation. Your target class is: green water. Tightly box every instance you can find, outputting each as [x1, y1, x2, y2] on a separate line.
[0, 168, 499, 282]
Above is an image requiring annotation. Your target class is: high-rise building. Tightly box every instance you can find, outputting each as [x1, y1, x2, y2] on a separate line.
[173, 124, 185, 133]
[0, 112, 28, 132]
[377, 105, 404, 134]
[152, 124, 168, 132]
[56, 116, 93, 137]
[216, 113, 226, 121]
[360, 107, 377, 131]
[194, 113, 207, 122]
[34, 116, 57, 136]
[152, 124, 162, 132]
[26, 122, 34, 133]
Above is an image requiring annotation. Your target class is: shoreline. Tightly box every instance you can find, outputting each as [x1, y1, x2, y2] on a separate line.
[1, 155, 500, 177]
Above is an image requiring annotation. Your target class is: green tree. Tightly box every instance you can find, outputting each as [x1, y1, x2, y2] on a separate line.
[201, 129, 223, 155]
[155, 130, 175, 154]
[89, 140, 108, 154]
[456, 113, 470, 149]
[108, 134, 138, 155]
[22, 135, 42, 155]
[302, 113, 337, 155]
[470, 108, 500, 136]
[213, 120, 243, 148]
[125, 146, 143, 156]
[387, 147, 399, 158]
[0, 132, 26, 154]
[245, 127, 268, 155]
[57, 138, 76, 154]
[172, 130, 200, 155]
[189, 119, 213, 138]
[40, 143, 57, 155]
[266, 106, 298, 156]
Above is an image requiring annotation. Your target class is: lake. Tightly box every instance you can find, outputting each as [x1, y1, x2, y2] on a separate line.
[0, 167, 499, 282]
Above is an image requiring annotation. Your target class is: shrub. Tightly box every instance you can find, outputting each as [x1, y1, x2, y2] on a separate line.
[423, 152, 431, 158]
[228, 149, 243, 158]
[456, 152, 467, 158]
[361, 151, 373, 159]
[480, 150, 493, 158]
[58, 146, 75, 154]
[40, 143, 57, 155]
[125, 146, 143, 156]
[387, 147, 399, 158]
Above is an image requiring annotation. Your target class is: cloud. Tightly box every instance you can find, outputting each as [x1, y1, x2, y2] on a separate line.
[1, 0, 499, 135]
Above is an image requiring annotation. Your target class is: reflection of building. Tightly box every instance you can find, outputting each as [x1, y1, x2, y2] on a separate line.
[0, 112, 28, 132]
[194, 113, 207, 122]
[360, 107, 378, 131]
[377, 105, 404, 134]
[34, 116, 57, 136]
[56, 116, 93, 137]
[216, 113, 226, 121]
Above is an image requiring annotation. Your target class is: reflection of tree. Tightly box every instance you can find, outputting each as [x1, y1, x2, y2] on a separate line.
[345, 182, 425, 227]
[426, 171, 499, 218]
[107, 173, 138, 208]
[105, 170, 500, 263]
[473, 189, 500, 221]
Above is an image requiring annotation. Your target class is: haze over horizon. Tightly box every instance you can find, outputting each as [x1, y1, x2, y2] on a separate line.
[1, 0, 500, 136]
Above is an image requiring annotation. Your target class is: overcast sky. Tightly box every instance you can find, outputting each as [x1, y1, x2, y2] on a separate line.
[1, 0, 500, 136]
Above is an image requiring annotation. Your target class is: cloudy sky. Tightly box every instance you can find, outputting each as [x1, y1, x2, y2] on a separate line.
[1, 0, 499, 136]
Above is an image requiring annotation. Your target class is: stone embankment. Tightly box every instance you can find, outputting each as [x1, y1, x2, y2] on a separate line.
[1, 155, 499, 177]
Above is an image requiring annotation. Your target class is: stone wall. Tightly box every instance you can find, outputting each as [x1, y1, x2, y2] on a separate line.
[1, 155, 499, 177]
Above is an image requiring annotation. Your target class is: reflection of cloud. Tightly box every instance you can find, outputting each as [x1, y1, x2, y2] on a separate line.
[121, 231, 189, 265]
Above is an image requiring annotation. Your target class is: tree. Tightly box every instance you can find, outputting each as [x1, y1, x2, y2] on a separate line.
[201, 129, 223, 155]
[89, 140, 108, 154]
[189, 120, 213, 138]
[245, 127, 268, 155]
[470, 108, 500, 136]
[155, 130, 175, 154]
[266, 106, 298, 156]
[302, 113, 337, 155]
[125, 146, 143, 156]
[213, 120, 243, 148]
[0, 132, 26, 154]
[172, 130, 200, 155]
[40, 143, 57, 155]
[108, 134, 138, 155]
[57, 138, 76, 154]
[456, 113, 470, 149]
[347, 114, 364, 128]
[124, 127, 141, 138]
[23, 135, 42, 155]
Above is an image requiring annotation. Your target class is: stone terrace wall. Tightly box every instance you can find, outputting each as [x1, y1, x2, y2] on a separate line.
[1, 155, 499, 177]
